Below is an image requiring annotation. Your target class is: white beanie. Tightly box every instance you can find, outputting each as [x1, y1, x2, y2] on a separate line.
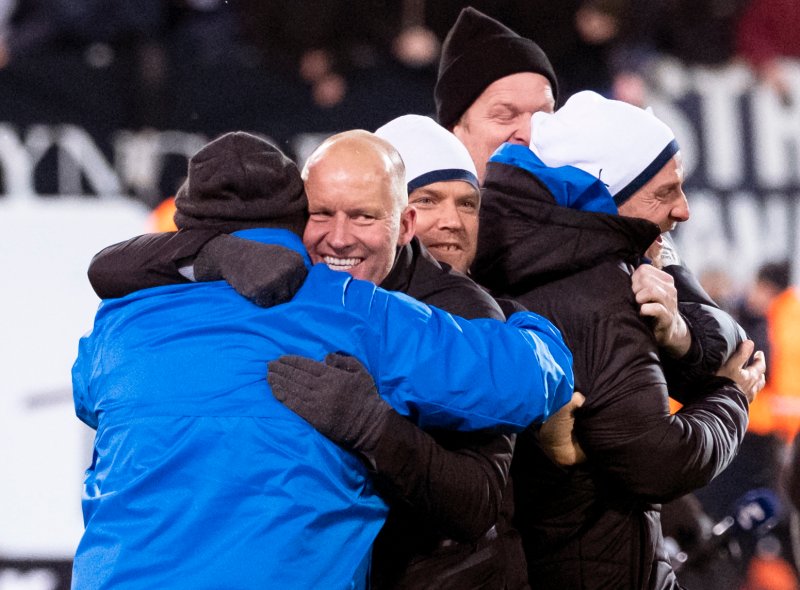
[375, 115, 479, 193]
[529, 91, 679, 206]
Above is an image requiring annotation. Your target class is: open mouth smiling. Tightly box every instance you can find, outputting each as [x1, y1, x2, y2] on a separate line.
[323, 256, 364, 271]
[428, 243, 463, 252]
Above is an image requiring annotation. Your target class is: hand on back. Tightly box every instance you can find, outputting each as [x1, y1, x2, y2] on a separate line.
[538, 391, 587, 466]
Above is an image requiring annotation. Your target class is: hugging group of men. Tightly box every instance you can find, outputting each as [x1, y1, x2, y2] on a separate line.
[73, 7, 766, 590]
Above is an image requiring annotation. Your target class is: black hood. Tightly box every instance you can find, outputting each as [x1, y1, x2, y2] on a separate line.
[472, 160, 660, 297]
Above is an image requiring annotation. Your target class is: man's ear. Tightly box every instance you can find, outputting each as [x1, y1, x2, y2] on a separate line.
[397, 206, 416, 247]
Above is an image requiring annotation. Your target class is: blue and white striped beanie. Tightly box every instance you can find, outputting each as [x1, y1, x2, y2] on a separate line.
[375, 115, 479, 193]
[529, 91, 679, 207]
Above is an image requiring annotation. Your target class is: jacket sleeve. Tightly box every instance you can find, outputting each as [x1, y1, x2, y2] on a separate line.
[355, 415, 515, 541]
[575, 307, 749, 503]
[662, 264, 747, 403]
[339, 273, 575, 432]
[344, 281, 514, 542]
[72, 331, 98, 430]
[88, 229, 220, 298]
[326, 270, 514, 542]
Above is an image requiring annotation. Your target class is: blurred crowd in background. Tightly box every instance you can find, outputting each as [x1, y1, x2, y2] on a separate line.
[0, 0, 798, 130]
[685, 258, 800, 590]
[1, 1, 799, 589]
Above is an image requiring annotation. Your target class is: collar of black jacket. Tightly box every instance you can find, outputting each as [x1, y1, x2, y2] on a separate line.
[380, 237, 456, 298]
[380, 237, 424, 294]
[473, 160, 660, 297]
[381, 237, 506, 321]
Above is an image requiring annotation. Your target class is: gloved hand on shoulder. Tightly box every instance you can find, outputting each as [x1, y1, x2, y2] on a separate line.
[193, 234, 307, 307]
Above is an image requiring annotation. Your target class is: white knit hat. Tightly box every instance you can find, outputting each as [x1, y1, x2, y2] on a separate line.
[375, 115, 479, 193]
[529, 91, 679, 206]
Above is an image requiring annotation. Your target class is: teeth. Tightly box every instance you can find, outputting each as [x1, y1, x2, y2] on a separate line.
[433, 245, 459, 251]
[323, 256, 362, 270]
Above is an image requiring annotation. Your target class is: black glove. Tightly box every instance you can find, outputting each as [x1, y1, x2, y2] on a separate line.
[267, 353, 392, 450]
[193, 234, 308, 308]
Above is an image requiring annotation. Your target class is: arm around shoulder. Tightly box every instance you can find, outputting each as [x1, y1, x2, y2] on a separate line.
[88, 229, 219, 298]
[268, 352, 514, 541]
[575, 309, 749, 502]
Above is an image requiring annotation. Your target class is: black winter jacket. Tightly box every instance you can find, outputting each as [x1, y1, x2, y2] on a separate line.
[472, 160, 750, 590]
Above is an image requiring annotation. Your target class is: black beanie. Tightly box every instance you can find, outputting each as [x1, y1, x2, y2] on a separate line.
[435, 7, 558, 130]
[174, 131, 308, 236]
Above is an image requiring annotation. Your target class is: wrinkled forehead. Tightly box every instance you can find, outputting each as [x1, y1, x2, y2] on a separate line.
[628, 152, 686, 204]
[470, 72, 555, 115]
[651, 152, 685, 188]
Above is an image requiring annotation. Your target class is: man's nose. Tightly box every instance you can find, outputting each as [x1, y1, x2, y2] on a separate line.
[327, 216, 353, 248]
[672, 192, 690, 222]
[508, 114, 532, 146]
[437, 201, 465, 230]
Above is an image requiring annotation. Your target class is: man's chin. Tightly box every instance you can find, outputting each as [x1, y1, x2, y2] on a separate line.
[425, 247, 464, 272]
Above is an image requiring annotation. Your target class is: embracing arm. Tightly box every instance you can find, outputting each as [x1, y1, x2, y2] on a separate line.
[355, 289, 575, 431]
[575, 308, 750, 502]
[88, 230, 218, 298]
[89, 230, 309, 307]
[268, 353, 513, 541]
[664, 264, 750, 400]
[286, 265, 575, 430]
[631, 263, 751, 403]
[367, 424, 514, 541]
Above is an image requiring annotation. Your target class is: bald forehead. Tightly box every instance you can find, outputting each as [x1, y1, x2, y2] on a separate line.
[304, 130, 407, 207]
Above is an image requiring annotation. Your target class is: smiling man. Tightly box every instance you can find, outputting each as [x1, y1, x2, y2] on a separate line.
[301, 130, 415, 282]
[83, 129, 574, 589]
[617, 151, 689, 261]
[74, 131, 576, 590]
[298, 128, 502, 322]
[375, 114, 480, 274]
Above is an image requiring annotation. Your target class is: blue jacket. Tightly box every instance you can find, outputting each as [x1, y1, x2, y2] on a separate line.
[72, 228, 573, 590]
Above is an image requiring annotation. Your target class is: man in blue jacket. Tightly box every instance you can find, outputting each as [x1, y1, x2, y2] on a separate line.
[72, 131, 574, 590]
